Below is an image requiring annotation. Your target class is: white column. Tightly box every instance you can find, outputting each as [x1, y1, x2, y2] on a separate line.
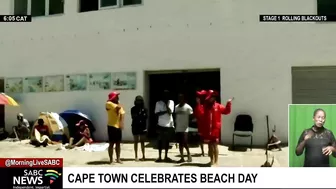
[64, 0, 78, 15]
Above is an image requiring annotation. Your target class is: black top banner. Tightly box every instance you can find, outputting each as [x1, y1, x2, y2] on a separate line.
[259, 15, 336, 22]
[0, 15, 32, 22]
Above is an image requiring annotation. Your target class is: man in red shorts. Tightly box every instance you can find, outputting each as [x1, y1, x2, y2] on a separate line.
[202, 90, 233, 166]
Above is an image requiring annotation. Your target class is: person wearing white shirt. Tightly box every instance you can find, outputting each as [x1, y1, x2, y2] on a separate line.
[154, 90, 175, 162]
[175, 94, 193, 163]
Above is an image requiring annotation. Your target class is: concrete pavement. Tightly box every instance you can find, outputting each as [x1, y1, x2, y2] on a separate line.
[0, 140, 288, 167]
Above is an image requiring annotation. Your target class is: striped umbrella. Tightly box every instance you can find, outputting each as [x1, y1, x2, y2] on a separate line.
[0, 93, 19, 106]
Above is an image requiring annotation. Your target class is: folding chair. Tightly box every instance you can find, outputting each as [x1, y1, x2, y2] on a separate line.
[232, 114, 254, 151]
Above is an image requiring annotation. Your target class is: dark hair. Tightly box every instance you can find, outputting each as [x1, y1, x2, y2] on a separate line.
[38, 119, 44, 124]
[178, 93, 186, 99]
[134, 95, 144, 106]
[313, 108, 326, 117]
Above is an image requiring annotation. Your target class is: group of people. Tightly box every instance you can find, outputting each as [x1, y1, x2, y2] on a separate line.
[106, 89, 233, 166]
[10, 89, 234, 167]
[12, 113, 93, 149]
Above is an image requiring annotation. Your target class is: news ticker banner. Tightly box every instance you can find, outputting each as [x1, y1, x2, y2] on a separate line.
[260, 15, 336, 22]
[1, 158, 335, 189]
[62, 167, 334, 188]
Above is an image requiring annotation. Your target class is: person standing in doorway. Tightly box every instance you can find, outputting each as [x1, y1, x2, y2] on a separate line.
[175, 93, 193, 163]
[154, 90, 175, 162]
[106, 91, 125, 164]
[194, 90, 207, 156]
[131, 95, 148, 161]
[202, 90, 233, 166]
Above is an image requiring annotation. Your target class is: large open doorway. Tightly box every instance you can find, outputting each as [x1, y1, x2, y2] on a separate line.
[145, 69, 221, 138]
[0, 78, 4, 128]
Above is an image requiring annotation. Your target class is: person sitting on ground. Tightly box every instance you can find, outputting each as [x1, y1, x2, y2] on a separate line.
[30, 119, 51, 147]
[67, 120, 93, 149]
[13, 113, 30, 141]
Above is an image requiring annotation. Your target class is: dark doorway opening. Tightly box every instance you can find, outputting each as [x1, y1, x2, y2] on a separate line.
[0, 78, 4, 128]
[146, 69, 221, 138]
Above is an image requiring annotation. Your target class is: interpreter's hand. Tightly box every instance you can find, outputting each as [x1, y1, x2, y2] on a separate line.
[304, 130, 314, 141]
[322, 146, 335, 156]
[227, 97, 234, 102]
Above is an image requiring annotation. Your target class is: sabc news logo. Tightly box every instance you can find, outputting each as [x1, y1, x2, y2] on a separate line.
[13, 169, 62, 185]
[45, 170, 62, 184]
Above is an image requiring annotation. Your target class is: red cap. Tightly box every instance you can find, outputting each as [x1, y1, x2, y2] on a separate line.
[76, 120, 88, 127]
[196, 90, 207, 97]
[108, 91, 120, 101]
[205, 90, 219, 100]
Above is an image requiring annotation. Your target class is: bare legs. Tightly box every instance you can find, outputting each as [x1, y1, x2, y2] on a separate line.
[13, 126, 29, 141]
[108, 143, 114, 164]
[208, 142, 219, 166]
[134, 135, 146, 161]
[200, 142, 205, 156]
[156, 128, 172, 162]
[178, 133, 192, 162]
[108, 142, 122, 164]
[115, 142, 122, 163]
[214, 143, 219, 165]
[208, 143, 214, 165]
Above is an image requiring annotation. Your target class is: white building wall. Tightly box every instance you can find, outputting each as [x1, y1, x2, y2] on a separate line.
[1, 0, 336, 145]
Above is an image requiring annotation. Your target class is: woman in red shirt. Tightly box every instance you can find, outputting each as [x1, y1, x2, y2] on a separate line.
[194, 90, 207, 156]
[68, 120, 93, 149]
[196, 90, 233, 166]
[31, 119, 51, 147]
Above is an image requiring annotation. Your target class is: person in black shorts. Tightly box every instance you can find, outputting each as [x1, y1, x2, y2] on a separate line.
[295, 108, 336, 167]
[106, 92, 125, 164]
[131, 95, 148, 161]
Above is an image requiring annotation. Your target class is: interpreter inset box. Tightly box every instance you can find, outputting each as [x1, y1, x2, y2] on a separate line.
[289, 104, 336, 167]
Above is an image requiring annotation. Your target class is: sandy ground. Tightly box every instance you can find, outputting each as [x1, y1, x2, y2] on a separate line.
[0, 140, 288, 167]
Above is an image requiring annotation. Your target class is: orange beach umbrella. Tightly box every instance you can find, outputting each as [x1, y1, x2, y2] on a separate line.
[0, 93, 19, 106]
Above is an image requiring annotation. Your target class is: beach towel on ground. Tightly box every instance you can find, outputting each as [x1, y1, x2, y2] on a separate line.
[33, 129, 50, 143]
[58, 143, 109, 152]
